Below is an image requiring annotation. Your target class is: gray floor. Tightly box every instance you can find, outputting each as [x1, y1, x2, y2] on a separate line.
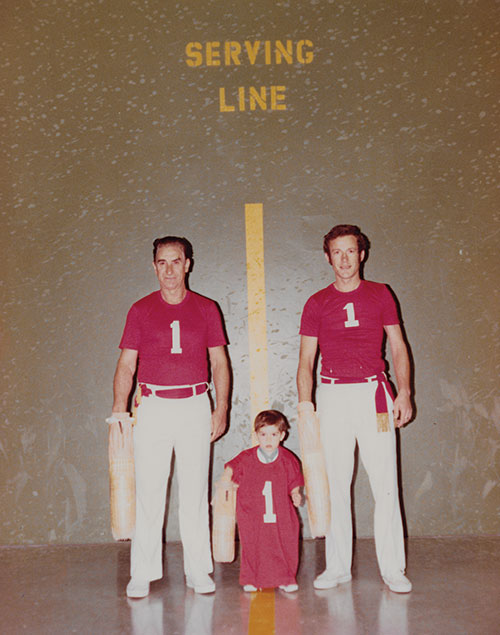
[1, 537, 499, 634]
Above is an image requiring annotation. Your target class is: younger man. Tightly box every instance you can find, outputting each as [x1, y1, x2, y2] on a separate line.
[223, 410, 304, 592]
[297, 224, 413, 593]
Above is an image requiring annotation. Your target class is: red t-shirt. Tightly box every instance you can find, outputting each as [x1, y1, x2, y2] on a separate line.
[119, 290, 227, 385]
[299, 280, 399, 378]
[226, 446, 304, 588]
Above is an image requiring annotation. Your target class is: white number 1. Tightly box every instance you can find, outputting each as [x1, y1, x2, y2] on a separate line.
[170, 320, 182, 354]
[262, 481, 276, 523]
[343, 302, 359, 328]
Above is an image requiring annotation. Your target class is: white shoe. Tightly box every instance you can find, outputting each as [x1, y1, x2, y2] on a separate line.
[126, 578, 150, 598]
[243, 584, 258, 592]
[279, 583, 299, 592]
[383, 573, 412, 593]
[186, 574, 216, 594]
[313, 570, 352, 590]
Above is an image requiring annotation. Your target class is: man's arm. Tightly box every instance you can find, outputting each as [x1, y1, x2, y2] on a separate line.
[208, 345, 230, 442]
[384, 324, 412, 427]
[112, 348, 139, 414]
[297, 335, 319, 403]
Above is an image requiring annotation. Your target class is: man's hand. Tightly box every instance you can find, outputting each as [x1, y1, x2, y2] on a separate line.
[393, 392, 412, 428]
[210, 408, 227, 442]
[385, 325, 413, 428]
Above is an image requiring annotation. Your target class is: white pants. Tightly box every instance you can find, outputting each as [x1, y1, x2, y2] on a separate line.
[317, 380, 406, 578]
[130, 391, 213, 582]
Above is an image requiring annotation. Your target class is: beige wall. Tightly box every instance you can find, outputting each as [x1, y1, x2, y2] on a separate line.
[1, 0, 498, 544]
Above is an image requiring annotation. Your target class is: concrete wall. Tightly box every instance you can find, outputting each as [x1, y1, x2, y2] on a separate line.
[1, 0, 498, 544]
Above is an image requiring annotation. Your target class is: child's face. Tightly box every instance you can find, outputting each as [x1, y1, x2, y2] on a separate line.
[256, 424, 285, 454]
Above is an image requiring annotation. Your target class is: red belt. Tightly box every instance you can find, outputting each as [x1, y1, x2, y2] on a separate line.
[321, 372, 394, 418]
[139, 382, 208, 400]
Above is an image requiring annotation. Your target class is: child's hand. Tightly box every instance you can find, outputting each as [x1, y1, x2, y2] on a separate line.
[217, 467, 238, 492]
[211, 468, 238, 505]
[291, 486, 302, 507]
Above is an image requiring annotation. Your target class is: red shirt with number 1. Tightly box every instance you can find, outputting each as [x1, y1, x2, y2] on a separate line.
[299, 280, 399, 378]
[119, 290, 227, 386]
[226, 446, 304, 589]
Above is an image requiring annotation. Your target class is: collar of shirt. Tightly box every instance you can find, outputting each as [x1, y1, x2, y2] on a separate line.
[257, 447, 279, 464]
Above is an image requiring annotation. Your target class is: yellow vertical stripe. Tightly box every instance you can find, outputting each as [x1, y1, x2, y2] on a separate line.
[244, 204, 275, 635]
[245, 203, 270, 442]
[248, 589, 276, 635]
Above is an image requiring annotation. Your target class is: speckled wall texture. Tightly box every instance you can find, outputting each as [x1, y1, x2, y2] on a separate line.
[1, 0, 498, 544]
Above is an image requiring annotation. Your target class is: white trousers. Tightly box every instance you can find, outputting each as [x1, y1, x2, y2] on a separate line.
[317, 380, 406, 578]
[130, 391, 213, 582]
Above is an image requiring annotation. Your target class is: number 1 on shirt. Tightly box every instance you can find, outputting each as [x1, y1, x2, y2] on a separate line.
[170, 320, 182, 354]
[343, 302, 359, 328]
[262, 480, 277, 523]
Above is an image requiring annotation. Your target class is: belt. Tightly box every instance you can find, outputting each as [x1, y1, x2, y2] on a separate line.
[320, 372, 394, 432]
[321, 374, 379, 386]
[138, 382, 208, 400]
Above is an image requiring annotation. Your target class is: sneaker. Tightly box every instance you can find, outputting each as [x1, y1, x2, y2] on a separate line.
[279, 583, 299, 592]
[313, 570, 352, 590]
[382, 573, 412, 593]
[126, 578, 150, 598]
[186, 574, 216, 594]
[243, 584, 258, 592]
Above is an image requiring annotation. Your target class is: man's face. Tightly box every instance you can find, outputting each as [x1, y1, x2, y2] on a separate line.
[153, 243, 190, 292]
[256, 424, 285, 455]
[325, 234, 364, 283]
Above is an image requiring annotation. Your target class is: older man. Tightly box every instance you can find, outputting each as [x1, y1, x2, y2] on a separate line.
[111, 236, 230, 598]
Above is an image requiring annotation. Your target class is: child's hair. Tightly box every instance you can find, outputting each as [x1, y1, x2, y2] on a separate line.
[254, 410, 290, 434]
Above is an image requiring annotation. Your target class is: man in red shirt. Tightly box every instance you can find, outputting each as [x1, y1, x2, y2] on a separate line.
[297, 224, 413, 593]
[111, 236, 230, 598]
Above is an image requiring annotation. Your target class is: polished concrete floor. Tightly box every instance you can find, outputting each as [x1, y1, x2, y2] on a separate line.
[1, 537, 499, 634]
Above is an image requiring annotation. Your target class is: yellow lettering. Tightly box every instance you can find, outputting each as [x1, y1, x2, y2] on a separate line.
[275, 40, 293, 64]
[238, 86, 246, 111]
[219, 85, 288, 112]
[206, 42, 220, 66]
[186, 39, 314, 66]
[185, 42, 203, 67]
[244, 40, 261, 65]
[224, 41, 241, 65]
[270, 86, 286, 110]
[264, 40, 272, 65]
[249, 86, 267, 111]
[297, 39, 314, 64]
[219, 87, 235, 112]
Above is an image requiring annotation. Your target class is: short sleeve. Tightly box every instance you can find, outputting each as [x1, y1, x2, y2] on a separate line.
[299, 295, 320, 337]
[225, 451, 245, 485]
[285, 451, 304, 492]
[205, 300, 228, 348]
[119, 304, 141, 350]
[381, 285, 399, 326]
